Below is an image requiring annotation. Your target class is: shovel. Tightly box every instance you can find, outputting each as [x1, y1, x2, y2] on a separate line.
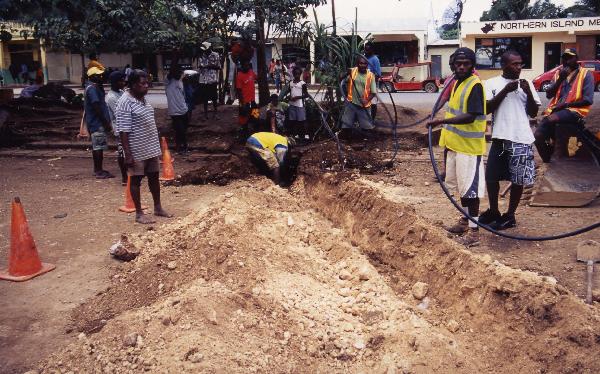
[576, 240, 600, 304]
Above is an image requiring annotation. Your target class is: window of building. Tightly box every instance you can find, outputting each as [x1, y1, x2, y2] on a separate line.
[475, 37, 532, 69]
[372, 41, 419, 67]
[282, 44, 310, 65]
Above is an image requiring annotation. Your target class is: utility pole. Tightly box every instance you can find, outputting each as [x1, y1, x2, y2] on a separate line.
[331, 0, 336, 36]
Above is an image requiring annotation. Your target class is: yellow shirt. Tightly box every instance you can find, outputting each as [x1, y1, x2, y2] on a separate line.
[248, 132, 288, 153]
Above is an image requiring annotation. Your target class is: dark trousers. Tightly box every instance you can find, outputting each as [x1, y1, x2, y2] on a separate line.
[171, 114, 188, 151]
[534, 110, 583, 163]
[370, 104, 378, 121]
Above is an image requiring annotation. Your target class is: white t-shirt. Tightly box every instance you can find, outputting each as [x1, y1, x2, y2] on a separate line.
[289, 80, 306, 107]
[484, 76, 541, 145]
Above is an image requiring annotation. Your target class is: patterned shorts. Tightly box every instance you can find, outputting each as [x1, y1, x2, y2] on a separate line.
[91, 130, 108, 151]
[486, 139, 536, 186]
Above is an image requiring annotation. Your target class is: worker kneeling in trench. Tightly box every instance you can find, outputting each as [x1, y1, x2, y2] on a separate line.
[246, 132, 298, 187]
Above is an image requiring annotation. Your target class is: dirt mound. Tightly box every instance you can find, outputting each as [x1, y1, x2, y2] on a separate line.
[36, 174, 600, 374]
[42, 179, 482, 373]
[302, 173, 600, 374]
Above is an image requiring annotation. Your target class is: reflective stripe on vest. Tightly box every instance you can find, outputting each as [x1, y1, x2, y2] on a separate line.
[347, 67, 374, 106]
[439, 74, 487, 156]
[544, 68, 591, 117]
[443, 124, 485, 138]
[447, 107, 487, 121]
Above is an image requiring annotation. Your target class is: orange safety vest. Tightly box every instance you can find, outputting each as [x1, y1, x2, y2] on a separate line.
[544, 68, 592, 117]
[347, 67, 374, 107]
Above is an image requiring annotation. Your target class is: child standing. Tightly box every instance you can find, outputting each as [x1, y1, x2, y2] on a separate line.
[286, 66, 309, 142]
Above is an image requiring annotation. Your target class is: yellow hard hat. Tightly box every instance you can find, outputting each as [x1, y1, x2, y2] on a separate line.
[87, 66, 105, 77]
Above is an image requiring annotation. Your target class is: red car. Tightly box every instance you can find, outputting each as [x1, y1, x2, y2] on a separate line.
[532, 60, 600, 92]
[379, 62, 441, 93]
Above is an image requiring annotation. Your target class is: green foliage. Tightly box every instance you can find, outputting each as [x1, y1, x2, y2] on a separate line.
[311, 10, 371, 88]
[564, 0, 600, 17]
[1, 0, 216, 54]
[481, 0, 564, 21]
[439, 28, 459, 40]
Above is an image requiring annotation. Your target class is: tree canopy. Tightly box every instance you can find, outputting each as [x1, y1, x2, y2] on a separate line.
[480, 0, 599, 21]
[1, 0, 327, 104]
[563, 0, 600, 17]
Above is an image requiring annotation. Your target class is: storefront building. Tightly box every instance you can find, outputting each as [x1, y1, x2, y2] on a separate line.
[0, 23, 44, 84]
[461, 16, 600, 81]
[427, 39, 459, 79]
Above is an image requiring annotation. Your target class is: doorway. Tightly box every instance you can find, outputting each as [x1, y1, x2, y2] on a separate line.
[431, 55, 442, 78]
[544, 42, 562, 72]
[132, 54, 158, 81]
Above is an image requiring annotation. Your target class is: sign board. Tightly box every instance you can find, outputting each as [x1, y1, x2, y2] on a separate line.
[462, 17, 600, 37]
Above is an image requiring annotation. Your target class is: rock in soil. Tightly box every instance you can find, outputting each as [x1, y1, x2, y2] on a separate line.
[411, 282, 429, 300]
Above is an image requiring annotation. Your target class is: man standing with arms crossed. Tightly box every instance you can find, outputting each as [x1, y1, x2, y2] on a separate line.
[479, 51, 541, 230]
[198, 42, 221, 121]
[427, 48, 486, 246]
[116, 70, 172, 224]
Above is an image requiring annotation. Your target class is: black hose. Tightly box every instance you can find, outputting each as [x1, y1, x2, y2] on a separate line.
[426, 85, 600, 241]
[378, 80, 400, 163]
[305, 92, 345, 168]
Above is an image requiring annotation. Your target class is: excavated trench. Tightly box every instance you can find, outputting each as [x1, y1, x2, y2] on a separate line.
[36, 137, 600, 374]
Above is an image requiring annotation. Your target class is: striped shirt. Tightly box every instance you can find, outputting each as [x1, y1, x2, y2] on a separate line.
[115, 92, 162, 161]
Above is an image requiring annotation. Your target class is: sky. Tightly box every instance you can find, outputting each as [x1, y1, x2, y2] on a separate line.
[314, 0, 579, 25]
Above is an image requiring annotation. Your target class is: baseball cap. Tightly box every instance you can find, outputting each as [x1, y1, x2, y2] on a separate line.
[562, 48, 577, 57]
[109, 70, 125, 85]
[200, 41, 211, 51]
[87, 66, 105, 77]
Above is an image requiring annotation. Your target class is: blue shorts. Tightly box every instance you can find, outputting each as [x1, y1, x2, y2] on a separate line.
[341, 102, 374, 130]
[288, 105, 306, 122]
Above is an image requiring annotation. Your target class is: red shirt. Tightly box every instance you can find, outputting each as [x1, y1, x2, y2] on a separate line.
[236, 69, 256, 103]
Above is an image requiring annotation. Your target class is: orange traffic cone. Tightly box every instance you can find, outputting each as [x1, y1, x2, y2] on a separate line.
[119, 176, 148, 213]
[159, 137, 175, 181]
[77, 111, 89, 140]
[0, 197, 56, 282]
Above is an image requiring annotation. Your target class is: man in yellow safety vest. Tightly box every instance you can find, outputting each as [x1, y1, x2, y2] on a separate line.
[534, 48, 594, 163]
[427, 47, 487, 247]
[340, 55, 377, 140]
